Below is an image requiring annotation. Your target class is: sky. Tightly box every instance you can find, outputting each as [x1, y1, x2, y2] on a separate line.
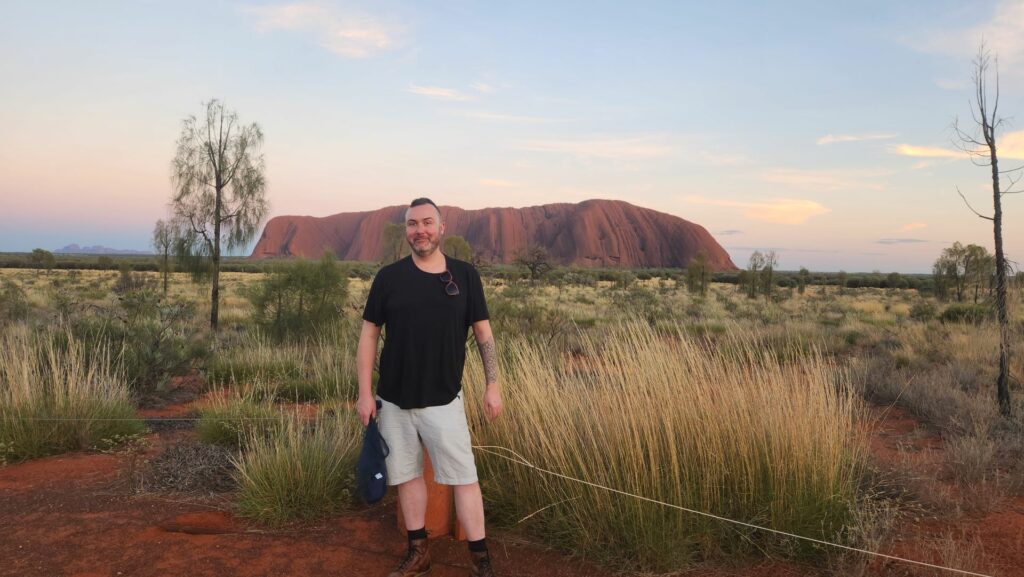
[3, 1, 1024, 273]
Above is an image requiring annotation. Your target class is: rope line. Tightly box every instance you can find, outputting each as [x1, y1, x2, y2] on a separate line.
[472, 445, 994, 577]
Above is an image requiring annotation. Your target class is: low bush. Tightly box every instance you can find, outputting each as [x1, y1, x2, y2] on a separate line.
[940, 303, 992, 325]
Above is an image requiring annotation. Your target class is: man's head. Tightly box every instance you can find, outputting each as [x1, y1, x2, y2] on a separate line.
[405, 197, 445, 258]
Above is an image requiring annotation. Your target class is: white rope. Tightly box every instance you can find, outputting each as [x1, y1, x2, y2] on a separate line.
[473, 445, 995, 577]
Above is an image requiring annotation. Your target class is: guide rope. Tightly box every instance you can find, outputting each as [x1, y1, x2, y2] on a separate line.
[472, 445, 994, 577]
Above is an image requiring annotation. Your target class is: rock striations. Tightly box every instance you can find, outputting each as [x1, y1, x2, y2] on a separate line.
[251, 199, 737, 270]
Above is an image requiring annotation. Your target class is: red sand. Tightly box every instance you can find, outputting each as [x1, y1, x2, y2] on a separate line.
[3, 401, 1022, 576]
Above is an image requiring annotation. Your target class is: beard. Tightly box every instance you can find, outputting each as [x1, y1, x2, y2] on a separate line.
[408, 233, 440, 257]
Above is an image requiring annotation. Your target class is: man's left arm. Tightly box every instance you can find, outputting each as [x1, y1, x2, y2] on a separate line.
[471, 319, 503, 420]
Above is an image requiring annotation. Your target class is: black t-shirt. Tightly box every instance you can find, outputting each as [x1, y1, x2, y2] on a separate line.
[362, 254, 489, 409]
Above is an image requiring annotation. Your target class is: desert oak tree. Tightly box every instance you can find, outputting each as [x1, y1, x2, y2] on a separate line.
[953, 44, 1019, 416]
[170, 100, 268, 331]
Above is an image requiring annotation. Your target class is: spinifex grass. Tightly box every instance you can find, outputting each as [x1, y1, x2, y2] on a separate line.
[195, 386, 284, 449]
[0, 325, 144, 463]
[208, 326, 358, 402]
[464, 321, 866, 571]
[232, 412, 361, 525]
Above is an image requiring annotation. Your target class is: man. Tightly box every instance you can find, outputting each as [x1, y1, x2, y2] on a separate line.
[357, 197, 503, 577]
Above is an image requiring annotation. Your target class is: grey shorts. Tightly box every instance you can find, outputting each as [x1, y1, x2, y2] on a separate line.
[377, 394, 478, 486]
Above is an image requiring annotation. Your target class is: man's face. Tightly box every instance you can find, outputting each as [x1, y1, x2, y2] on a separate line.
[405, 203, 445, 257]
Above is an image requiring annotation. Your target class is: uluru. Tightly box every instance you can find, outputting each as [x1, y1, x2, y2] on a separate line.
[250, 199, 737, 270]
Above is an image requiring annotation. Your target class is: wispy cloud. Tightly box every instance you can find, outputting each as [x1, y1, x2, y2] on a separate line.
[478, 178, 517, 188]
[877, 238, 928, 245]
[518, 136, 676, 160]
[686, 196, 830, 225]
[817, 133, 897, 145]
[759, 168, 887, 192]
[898, 222, 928, 233]
[894, 132, 1024, 160]
[890, 144, 965, 159]
[998, 130, 1024, 160]
[717, 229, 744, 236]
[905, 0, 1024, 67]
[406, 85, 472, 101]
[459, 110, 568, 124]
[243, 2, 397, 58]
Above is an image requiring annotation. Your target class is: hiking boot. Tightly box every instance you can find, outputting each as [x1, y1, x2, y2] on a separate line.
[469, 550, 494, 577]
[387, 538, 431, 577]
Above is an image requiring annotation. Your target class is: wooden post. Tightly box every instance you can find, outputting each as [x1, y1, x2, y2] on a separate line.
[397, 450, 467, 540]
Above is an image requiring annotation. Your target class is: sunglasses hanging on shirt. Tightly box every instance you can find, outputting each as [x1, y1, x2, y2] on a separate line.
[439, 270, 460, 296]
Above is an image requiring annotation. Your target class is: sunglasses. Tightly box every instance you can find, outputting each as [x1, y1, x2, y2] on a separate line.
[439, 270, 460, 297]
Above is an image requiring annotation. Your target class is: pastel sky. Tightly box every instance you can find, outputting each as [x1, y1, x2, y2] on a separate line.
[3, 0, 1024, 273]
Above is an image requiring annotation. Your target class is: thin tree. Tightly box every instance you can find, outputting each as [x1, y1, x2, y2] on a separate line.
[952, 43, 1020, 416]
[170, 100, 268, 331]
[152, 218, 175, 296]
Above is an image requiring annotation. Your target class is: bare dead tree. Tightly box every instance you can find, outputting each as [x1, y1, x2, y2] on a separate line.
[952, 43, 1021, 416]
[170, 100, 268, 331]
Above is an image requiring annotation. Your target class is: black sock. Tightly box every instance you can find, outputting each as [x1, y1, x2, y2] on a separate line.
[408, 527, 428, 541]
[468, 538, 488, 553]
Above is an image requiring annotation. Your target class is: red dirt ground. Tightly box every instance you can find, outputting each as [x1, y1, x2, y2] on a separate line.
[3, 401, 1022, 576]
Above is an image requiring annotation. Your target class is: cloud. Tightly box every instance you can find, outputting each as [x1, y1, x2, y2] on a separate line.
[243, 2, 396, 58]
[898, 222, 928, 233]
[759, 168, 887, 192]
[906, 1, 1024, 67]
[471, 82, 495, 94]
[999, 130, 1024, 160]
[686, 196, 831, 225]
[817, 133, 897, 145]
[459, 110, 568, 124]
[478, 178, 517, 188]
[406, 85, 472, 101]
[894, 131, 1024, 160]
[890, 144, 965, 158]
[877, 238, 929, 245]
[518, 136, 676, 159]
[716, 229, 744, 236]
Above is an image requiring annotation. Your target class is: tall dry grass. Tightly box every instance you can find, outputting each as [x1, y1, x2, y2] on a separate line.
[464, 321, 866, 570]
[232, 412, 361, 524]
[0, 325, 144, 463]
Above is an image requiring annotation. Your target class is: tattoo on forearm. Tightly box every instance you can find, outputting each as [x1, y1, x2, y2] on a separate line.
[479, 338, 499, 385]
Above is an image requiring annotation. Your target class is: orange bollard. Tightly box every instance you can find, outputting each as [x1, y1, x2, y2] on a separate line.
[396, 450, 467, 540]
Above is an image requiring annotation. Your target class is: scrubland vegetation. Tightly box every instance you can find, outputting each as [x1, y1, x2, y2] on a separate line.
[1, 253, 1022, 574]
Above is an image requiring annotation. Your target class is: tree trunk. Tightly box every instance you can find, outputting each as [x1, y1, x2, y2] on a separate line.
[162, 250, 169, 296]
[989, 141, 1011, 415]
[211, 182, 222, 332]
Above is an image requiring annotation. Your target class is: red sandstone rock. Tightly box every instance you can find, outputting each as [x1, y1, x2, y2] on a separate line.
[251, 199, 737, 270]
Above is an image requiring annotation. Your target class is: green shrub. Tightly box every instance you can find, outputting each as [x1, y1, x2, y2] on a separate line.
[940, 303, 991, 325]
[247, 252, 349, 341]
[70, 291, 204, 394]
[233, 413, 361, 525]
[909, 301, 937, 322]
[0, 279, 30, 322]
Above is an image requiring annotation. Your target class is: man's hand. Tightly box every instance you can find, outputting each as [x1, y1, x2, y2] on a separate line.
[483, 383, 503, 420]
[357, 395, 377, 427]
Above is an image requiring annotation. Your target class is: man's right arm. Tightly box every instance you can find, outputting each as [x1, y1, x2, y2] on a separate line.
[356, 320, 383, 426]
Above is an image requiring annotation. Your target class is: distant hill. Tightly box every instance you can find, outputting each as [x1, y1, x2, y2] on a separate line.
[54, 244, 151, 255]
[252, 199, 737, 270]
